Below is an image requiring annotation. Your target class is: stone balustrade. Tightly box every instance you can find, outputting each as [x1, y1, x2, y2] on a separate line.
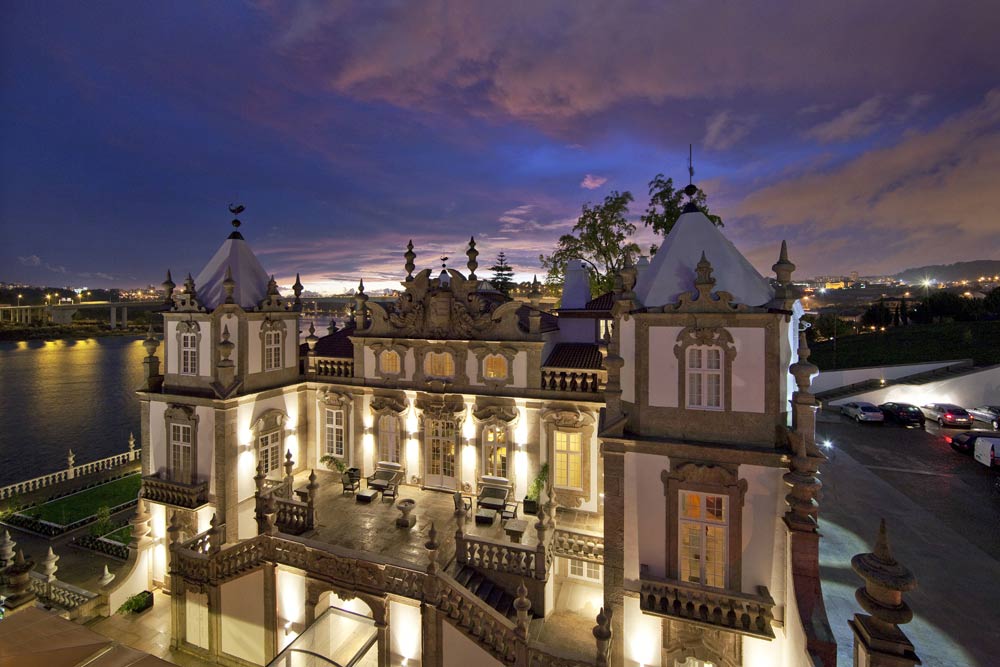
[28, 570, 101, 619]
[141, 475, 209, 509]
[313, 357, 354, 378]
[456, 533, 540, 579]
[540, 367, 606, 393]
[0, 444, 140, 501]
[273, 496, 313, 535]
[437, 569, 524, 663]
[551, 528, 605, 563]
[639, 574, 776, 640]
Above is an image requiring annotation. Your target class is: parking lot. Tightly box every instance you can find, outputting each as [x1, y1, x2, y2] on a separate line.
[816, 409, 1000, 666]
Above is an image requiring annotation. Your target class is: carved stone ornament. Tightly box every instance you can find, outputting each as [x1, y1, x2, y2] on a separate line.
[669, 252, 747, 313]
[663, 618, 742, 667]
[370, 394, 408, 416]
[252, 409, 287, 435]
[318, 389, 353, 409]
[673, 326, 737, 358]
[473, 404, 519, 424]
[541, 406, 594, 428]
[416, 393, 466, 421]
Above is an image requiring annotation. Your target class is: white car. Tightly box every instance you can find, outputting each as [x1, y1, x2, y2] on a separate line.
[840, 401, 885, 423]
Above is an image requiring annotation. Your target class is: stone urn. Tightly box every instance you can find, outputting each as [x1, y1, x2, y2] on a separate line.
[396, 498, 416, 529]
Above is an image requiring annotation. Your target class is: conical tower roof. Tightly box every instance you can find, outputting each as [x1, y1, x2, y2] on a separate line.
[634, 208, 773, 309]
[194, 233, 272, 310]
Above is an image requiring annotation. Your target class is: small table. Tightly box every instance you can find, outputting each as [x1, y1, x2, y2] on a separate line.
[504, 519, 528, 544]
[475, 508, 497, 526]
[357, 488, 379, 504]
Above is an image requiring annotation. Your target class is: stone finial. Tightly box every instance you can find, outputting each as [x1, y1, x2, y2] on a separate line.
[208, 513, 223, 554]
[404, 240, 416, 281]
[292, 273, 304, 306]
[514, 580, 532, 637]
[620, 256, 637, 300]
[3, 549, 36, 609]
[143, 324, 160, 357]
[99, 564, 116, 587]
[184, 273, 197, 296]
[850, 519, 920, 667]
[425, 521, 440, 575]
[328, 318, 337, 336]
[217, 325, 235, 366]
[284, 449, 295, 481]
[162, 269, 176, 303]
[593, 606, 613, 666]
[353, 279, 369, 328]
[222, 265, 236, 304]
[128, 432, 136, 455]
[130, 496, 151, 544]
[772, 240, 796, 285]
[695, 251, 715, 287]
[254, 460, 266, 495]
[267, 274, 279, 297]
[790, 329, 818, 395]
[0, 529, 16, 567]
[306, 322, 319, 352]
[67, 449, 76, 469]
[167, 511, 183, 545]
[466, 236, 479, 280]
[40, 546, 59, 582]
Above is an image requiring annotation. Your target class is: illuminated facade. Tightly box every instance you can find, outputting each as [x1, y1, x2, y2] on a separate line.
[109, 200, 834, 667]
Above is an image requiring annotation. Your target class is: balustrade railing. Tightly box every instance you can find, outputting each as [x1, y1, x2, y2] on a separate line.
[313, 357, 354, 378]
[456, 533, 540, 579]
[273, 496, 313, 535]
[436, 569, 523, 663]
[141, 475, 209, 509]
[551, 528, 604, 563]
[540, 367, 606, 393]
[639, 574, 776, 640]
[0, 442, 140, 501]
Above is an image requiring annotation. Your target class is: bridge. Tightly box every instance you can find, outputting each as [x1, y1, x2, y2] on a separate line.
[0, 301, 164, 328]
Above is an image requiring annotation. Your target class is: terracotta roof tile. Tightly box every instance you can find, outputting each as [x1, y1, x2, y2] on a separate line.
[585, 291, 614, 311]
[544, 343, 604, 370]
[304, 324, 356, 358]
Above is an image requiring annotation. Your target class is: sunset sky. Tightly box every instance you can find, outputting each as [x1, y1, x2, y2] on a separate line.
[2, 1, 1000, 293]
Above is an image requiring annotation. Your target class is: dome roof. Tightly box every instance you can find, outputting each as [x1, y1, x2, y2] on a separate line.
[193, 235, 272, 310]
[634, 208, 773, 309]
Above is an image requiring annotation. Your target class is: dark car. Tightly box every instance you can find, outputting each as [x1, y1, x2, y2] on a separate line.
[968, 405, 1000, 430]
[879, 402, 925, 427]
[948, 430, 1000, 460]
[920, 403, 974, 428]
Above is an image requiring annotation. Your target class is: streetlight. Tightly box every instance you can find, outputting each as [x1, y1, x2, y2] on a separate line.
[17, 294, 22, 307]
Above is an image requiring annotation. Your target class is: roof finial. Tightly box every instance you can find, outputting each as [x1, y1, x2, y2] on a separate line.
[466, 236, 479, 280]
[228, 203, 245, 240]
[440, 255, 448, 270]
[223, 265, 235, 304]
[688, 143, 694, 187]
[404, 240, 416, 281]
[292, 272, 303, 307]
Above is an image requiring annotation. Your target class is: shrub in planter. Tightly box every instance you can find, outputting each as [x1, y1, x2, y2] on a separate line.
[523, 463, 549, 516]
[117, 590, 154, 614]
[320, 455, 347, 473]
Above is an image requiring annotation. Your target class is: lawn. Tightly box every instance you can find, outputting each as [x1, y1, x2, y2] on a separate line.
[810, 320, 1000, 370]
[103, 525, 133, 544]
[25, 474, 141, 526]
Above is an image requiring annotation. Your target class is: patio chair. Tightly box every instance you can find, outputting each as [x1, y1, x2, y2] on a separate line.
[501, 501, 518, 522]
[477, 484, 509, 512]
[454, 491, 472, 514]
[342, 471, 359, 495]
[382, 480, 399, 502]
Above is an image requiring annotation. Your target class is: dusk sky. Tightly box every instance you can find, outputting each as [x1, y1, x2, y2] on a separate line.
[2, 1, 1000, 293]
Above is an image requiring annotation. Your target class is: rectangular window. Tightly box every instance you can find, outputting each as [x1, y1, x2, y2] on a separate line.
[380, 350, 401, 374]
[429, 419, 457, 478]
[258, 431, 282, 476]
[170, 423, 192, 483]
[568, 558, 602, 581]
[687, 346, 723, 410]
[180, 333, 198, 375]
[424, 352, 455, 378]
[483, 427, 508, 478]
[378, 415, 400, 463]
[264, 330, 282, 371]
[325, 408, 345, 457]
[554, 430, 582, 489]
[678, 491, 728, 588]
[484, 355, 507, 379]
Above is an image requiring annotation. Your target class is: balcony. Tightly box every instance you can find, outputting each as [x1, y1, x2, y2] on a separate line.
[141, 475, 209, 510]
[639, 573, 776, 640]
[312, 356, 354, 378]
[540, 367, 606, 393]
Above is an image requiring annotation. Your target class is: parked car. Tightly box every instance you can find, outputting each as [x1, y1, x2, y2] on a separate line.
[878, 402, 925, 427]
[840, 401, 885, 423]
[948, 430, 1000, 466]
[967, 405, 1000, 430]
[920, 403, 974, 428]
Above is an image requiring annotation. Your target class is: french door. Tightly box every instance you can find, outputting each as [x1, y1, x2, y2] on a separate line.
[425, 419, 457, 490]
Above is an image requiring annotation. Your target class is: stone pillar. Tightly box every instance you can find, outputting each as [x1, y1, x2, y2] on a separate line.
[207, 584, 222, 659]
[850, 520, 920, 667]
[40, 546, 59, 598]
[0, 529, 15, 568]
[593, 606, 613, 667]
[602, 449, 625, 667]
[263, 563, 278, 662]
[121, 306, 128, 329]
[2, 550, 36, 613]
[67, 449, 76, 479]
[110, 306, 117, 329]
[376, 604, 390, 667]
[142, 326, 162, 392]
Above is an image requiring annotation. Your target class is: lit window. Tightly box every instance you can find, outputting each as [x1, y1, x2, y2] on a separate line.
[378, 414, 400, 463]
[170, 423, 192, 483]
[679, 491, 728, 588]
[569, 558, 603, 581]
[428, 419, 457, 478]
[687, 346, 722, 410]
[553, 430, 582, 489]
[484, 354, 507, 379]
[325, 408, 345, 457]
[258, 431, 282, 477]
[380, 350, 401, 374]
[264, 330, 282, 371]
[180, 333, 198, 375]
[483, 426, 508, 478]
[424, 351, 455, 378]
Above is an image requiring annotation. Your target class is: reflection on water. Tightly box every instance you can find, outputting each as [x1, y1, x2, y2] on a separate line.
[0, 337, 145, 485]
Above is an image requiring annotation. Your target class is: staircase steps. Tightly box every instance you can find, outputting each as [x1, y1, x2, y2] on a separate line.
[451, 564, 518, 621]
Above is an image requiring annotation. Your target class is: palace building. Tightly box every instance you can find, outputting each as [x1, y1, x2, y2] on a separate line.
[109, 190, 836, 667]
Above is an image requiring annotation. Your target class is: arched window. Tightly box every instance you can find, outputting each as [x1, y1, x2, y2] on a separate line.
[482, 425, 508, 478]
[424, 351, 455, 379]
[483, 354, 507, 380]
[380, 350, 401, 375]
[686, 346, 723, 410]
[378, 414, 401, 463]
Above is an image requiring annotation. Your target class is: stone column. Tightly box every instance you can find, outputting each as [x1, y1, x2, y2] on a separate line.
[1, 550, 36, 613]
[602, 449, 625, 667]
[207, 584, 222, 659]
[121, 306, 128, 329]
[0, 529, 15, 568]
[263, 563, 278, 662]
[110, 306, 117, 329]
[850, 520, 920, 667]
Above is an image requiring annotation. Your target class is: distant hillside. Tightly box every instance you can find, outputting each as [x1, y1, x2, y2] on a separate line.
[895, 260, 1000, 284]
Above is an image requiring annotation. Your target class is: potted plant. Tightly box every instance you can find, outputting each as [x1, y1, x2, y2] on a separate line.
[117, 590, 154, 614]
[523, 463, 548, 516]
[320, 455, 347, 474]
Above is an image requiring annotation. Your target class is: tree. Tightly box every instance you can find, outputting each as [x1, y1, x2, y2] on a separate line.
[641, 174, 723, 237]
[489, 252, 515, 296]
[539, 191, 641, 294]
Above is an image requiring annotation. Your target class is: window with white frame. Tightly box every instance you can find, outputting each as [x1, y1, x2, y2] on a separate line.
[170, 423, 192, 483]
[428, 419, 457, 478]
[678, 490, 728, 589]
[568, 558, 602, 582]
[325, 408, 345, 458]
[483, 354, 507, 379]
[378, 414, 401, 463]
[258, 430, 282, 476]
[686, 346, 723, 410]
[380, 350, 401, 374]
[264, 329, 282, 371]
[553, 430, 582, 489]
[424, 351, 455, 378]
[482, 425, 508, 478]
[180, 333, 198, 375]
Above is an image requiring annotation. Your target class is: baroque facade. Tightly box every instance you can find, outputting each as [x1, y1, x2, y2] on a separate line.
[112, 195, 836, 667]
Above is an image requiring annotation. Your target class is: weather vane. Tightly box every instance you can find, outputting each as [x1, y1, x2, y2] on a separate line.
[688, 144, 694, 186]
[440, 256, 449, 269]
[228, 203, 245, 229]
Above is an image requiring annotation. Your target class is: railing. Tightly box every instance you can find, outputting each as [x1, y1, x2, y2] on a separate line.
[639, 574, 776, 640]
[540, 367, 606, 393]
[141, 475, 208, 509]
[456, 533, 540, 579]
[313, 357, 354, 378]
[437, 569, 523, 663]
[551, 528, 604, 564]
[261, 478, 289, 498]
[0, 443, 140, 501]
[273, 496, 313, 535]
[27, 571, 102, 620]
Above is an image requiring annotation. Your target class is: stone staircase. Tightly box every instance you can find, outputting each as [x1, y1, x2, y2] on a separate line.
[451, 563, 517, 620]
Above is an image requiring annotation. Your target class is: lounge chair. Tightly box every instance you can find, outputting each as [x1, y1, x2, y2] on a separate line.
[342, 471, 359, 495]
[367, 461, 404, 492]
[477, 484, 509, 512]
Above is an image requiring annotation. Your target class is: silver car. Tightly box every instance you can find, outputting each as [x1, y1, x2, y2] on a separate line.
[840, 401, 885, 423]
[920, 403, 974, 428]
[968, 405, 1000, 430]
